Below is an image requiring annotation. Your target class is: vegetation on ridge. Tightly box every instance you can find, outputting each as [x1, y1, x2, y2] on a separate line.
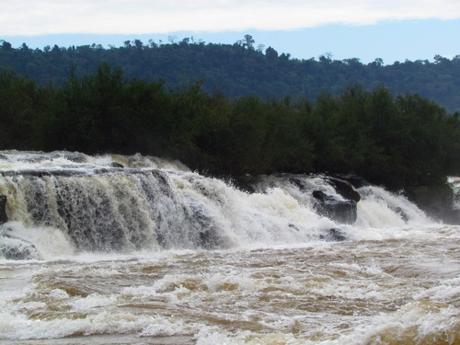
[1, 37, 460, 111]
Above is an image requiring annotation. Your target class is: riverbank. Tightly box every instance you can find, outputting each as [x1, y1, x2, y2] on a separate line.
[1, 65, 460, 191]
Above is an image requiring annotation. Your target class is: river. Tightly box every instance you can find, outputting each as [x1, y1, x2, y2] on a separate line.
[0, 151, 459, 345]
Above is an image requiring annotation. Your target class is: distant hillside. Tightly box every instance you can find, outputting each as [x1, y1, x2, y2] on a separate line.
[1, 37, 460, 111]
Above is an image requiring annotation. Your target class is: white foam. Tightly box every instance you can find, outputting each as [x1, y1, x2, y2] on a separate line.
[356, 186, 433, 228]
[1, 222, 75, 260]
[0, 310, 187, 340]
[69, 294, 116, 311]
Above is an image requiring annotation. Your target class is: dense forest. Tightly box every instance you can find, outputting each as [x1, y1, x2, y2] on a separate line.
[1, 64, 459, 190]
[1, 37, 460, 111]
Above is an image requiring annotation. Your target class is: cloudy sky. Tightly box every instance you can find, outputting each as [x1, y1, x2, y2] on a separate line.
[2, 0, 460, 62]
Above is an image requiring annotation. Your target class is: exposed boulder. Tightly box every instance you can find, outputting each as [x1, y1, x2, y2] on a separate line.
[327, 177, 361, 203]
[313, 190, 357, 224]
[111, 162, 124, 168]
[0, 195, 7, 224]
[320, 228, 346, 242]
[234, 174, 257, 193]
[51, 151, 88, 163]
[332, 174, 369, 189]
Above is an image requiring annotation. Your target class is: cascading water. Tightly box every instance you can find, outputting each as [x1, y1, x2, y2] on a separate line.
[448, 176, 460, 210]
[1, 151, 459, 345]
[0, 151, 435, 260]
[356, 185, 432, 228]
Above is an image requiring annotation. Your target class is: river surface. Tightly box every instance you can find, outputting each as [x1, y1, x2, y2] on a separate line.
[0, 151, 459, 345]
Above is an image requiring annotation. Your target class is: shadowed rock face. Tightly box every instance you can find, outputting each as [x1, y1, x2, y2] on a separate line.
[312, 190, 357, 224]
[406, 184, 460, 224]
[0, 195, 7, 225]
[312, 177, 361, 225]
[332, 174, 369, 189]
[327, 177, 361, 203]
[111, 162, 124, 168]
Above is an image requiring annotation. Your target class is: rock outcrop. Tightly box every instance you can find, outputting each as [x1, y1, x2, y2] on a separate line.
[0, 195, 7, 225]
[313, 190, 357, 224]
[110, 162, 124, 168]
[327, 177, 361, 203]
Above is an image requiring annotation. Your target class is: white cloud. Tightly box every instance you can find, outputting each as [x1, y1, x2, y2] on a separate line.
[1, 0, 460, 35]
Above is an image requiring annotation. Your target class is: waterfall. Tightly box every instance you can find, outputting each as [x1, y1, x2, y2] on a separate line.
[0, 151, 434, 259]
[356, 186, 432, 228]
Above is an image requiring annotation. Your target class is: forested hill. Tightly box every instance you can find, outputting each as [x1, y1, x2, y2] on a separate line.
[1, 37, 460, 111]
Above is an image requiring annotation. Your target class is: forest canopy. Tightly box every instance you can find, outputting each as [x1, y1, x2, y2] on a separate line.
[1, 64, 459, 189]
[1, 37, 460, 111]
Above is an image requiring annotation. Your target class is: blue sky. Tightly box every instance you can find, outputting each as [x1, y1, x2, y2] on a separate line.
[1, 1, 460, 63]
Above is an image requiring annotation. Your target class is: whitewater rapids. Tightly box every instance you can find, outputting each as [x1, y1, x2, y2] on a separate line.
[0, 151, 459, 345]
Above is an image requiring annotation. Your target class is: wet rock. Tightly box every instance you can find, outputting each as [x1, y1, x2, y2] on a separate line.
[288, 223, 300, 231]
[198, 230, 221, 249]
[0, 229, 39, 260]
[111, 162, 124, 168]
[0, 169, 86, 177]
[234, 174, 257, 193]
[320, 228, 346, 242]
[0, 168, 153, 177]
[394, 207, 409, 222]
[190, 206, 225, 249]
[313, 190, 357, 224]
[332, 174, 368, 189]
[51, 151, 88, 163]
[327, 177, 361, 203]
[0, 195, 7, 224]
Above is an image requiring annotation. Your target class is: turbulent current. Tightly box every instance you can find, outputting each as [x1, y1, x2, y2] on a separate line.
[0, 151, 459, 345]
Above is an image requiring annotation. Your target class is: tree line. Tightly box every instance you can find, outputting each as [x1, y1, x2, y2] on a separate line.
[1, 37, 460, 111]
[1, 64, 459, 189]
